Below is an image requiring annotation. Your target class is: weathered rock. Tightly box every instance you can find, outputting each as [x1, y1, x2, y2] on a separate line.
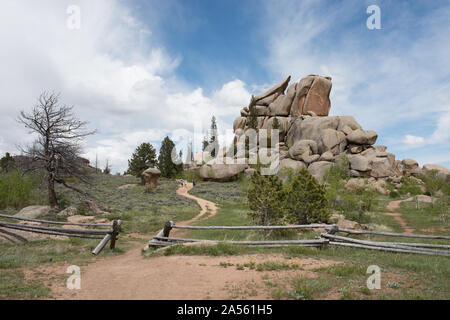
[254, 76, 291, 102]
[349, 155, 371, 172]
[233, 117, 247, 132]
[199, 163, 247, 181]
[303, 76, 332, 116]
[370, 179, 390, 195]
[255, 93, 279, 106]
[337, 116, 362, 131]
[317, 129, 346, 155]
[330, 214, 369, 230]
[320, 151, 334, 162]
[244, 168, 257, 178]
[286, 116, 340, 147]
[422, 164, 450, 179]
[268, 83, 296, 116]
[345, 178, 365, 193]
[255, 105, 268, 116]
[308, 161, 334, 182]
[57, 206, 78, 217]
[142, 168, 161, 192]
[288, 140, 318, 160]
[404, 195, 435, 203]
[374, 145, 387, 152]
[279, 158, 306, 171]
[348, 144, 364, 154]
[240, 108, 248, 117]
[290, 76, 315, 117]
[15, 206, 52, 219]
[262, 116, 292, 142]
[401, 158, 419, 175]
[346, 129, 378, 145]
[370, 158, 395, 178]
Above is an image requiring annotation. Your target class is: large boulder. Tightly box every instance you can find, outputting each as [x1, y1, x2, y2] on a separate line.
[277, 159, 306, 183]
[302, 76, 332, 116]
[286, 116, 340, 147]
[15, 206, 52, 219]
[337, 116, 362, 132]
[142, 168, 161, 192]
[401, 158, 419, 175]
[349, 155, 371, 172]
[290, 75, 332, 116]
[254, 76, 291, 102]
[288, 140, 318, 161]
[345, 178, 365, 193]
[370, 157, 395, 178]
[422, 164, 450, 179]
[233, 117, 247, 132]
[308, 161, 334, 182]
[346, 129, 378, 145]
[268, 83, 297, 116]
[199, 163, 247, 181]
[317, 129, 346, 155]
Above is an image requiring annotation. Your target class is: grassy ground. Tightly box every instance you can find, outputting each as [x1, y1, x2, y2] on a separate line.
[167, 179, 450, 300]
[0, 173, 199, 299]
[1, 174, 449, 299]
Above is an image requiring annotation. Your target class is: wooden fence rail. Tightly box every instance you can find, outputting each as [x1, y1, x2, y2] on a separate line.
[0, 213, 122, 255]
[144, 220, 450, 257]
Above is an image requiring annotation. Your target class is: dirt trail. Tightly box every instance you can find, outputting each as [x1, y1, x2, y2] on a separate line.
[382, 200, 415, 234]
[175, 183, 217, 225]
[27, 183, 338, 300]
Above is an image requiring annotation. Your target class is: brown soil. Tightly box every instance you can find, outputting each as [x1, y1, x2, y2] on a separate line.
[382, 200, 415, 234]
[23, 183, 339, 300]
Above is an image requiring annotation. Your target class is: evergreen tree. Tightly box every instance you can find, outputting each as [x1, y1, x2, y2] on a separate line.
[158, 136, 183, 178]
[126, 142, 157, 183]
[209, 116, 219, 158]
[0, 152, 15, 173]
[284, 168, 331, 224]
[247, 96, 258, 130]
[272, 117, 280, 130]
[247, 171, 286, 225]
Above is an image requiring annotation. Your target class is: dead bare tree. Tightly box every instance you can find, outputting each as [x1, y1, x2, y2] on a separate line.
[17, 92, 96, 208]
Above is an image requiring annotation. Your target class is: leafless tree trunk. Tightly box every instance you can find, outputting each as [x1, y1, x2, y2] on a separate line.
[17, 92, 96, 208]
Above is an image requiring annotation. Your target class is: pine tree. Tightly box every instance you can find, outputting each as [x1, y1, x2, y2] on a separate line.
[209, 116, 219, 158]
[272, 117, 280, 130]
[247, 171, 286, 226]
[158, 136, 183, 178]
[126, 142, 157, 183]
[284, 168, 331, 224]
[247, 95, 258, 130]
[0, 152, 15, 173]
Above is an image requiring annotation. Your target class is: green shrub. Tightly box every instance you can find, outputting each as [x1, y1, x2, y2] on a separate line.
[420, 170, 448, 197]
[0, 170, 43, 209]
[247, 171, 286, 225]
[284, 168, 331, 224]
[398, 176, 423, 196]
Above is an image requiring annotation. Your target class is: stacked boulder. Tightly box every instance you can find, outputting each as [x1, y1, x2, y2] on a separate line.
[199, 74, 449, 183]
[232, 74, 401, 182]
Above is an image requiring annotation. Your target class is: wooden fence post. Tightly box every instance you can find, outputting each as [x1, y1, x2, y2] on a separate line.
[163, 221, 174, 238]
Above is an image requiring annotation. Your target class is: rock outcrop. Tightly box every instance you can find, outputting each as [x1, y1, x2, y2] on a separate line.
[203, 74, 449, 183]
[142, 168, 161, 191]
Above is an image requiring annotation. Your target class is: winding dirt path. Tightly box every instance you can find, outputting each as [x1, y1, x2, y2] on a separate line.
[175, 183, 217, 225]
[382, 200, 415, 234]
[24, 183, 339, 300]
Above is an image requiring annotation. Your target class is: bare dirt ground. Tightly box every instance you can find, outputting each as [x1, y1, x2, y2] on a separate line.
[383, 200, 415, 234]
[24, 182, 340, 300]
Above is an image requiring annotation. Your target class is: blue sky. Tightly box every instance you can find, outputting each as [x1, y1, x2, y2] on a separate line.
[0, 0, 449, 173]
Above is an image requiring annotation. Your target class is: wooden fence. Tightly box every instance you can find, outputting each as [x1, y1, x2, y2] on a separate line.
[144, 221, 450, 257]
[0, 213, 122, 255]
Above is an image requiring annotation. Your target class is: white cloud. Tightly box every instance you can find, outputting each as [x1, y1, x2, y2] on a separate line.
[0, 0, 251, 173]
[260, 0, 450, 165]
[403, 135, 425, 146]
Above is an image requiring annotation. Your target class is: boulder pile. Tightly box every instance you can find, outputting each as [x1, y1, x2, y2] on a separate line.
[199, 74, 449, 184]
